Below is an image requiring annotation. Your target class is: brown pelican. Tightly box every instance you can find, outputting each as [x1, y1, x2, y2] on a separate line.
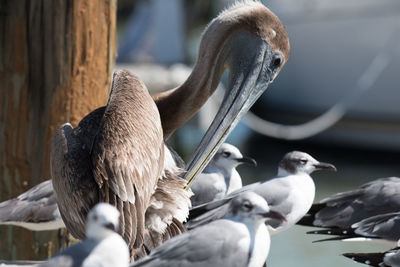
[50, 1, 290, 258]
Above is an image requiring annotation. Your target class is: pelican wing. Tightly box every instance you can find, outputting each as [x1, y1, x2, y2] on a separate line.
[91, 70, 164, 248]
[51, 109, 103, 239]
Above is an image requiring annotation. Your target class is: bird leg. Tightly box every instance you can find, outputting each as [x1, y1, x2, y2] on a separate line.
[57, 229, 63, 250]
[65, 230, 71, 248]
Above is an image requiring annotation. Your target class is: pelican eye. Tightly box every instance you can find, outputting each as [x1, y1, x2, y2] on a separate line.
[222, 151, 231, 158]
[270, 52, 283, 68]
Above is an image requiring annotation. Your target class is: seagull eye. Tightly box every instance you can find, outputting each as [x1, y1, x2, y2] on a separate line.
[299, 159, 308, 165]
[242, 202, 253, 211]
[92, 215, 98, 221]
[222, 152, 231, 158]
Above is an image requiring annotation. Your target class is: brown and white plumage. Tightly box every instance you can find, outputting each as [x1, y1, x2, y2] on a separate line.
[51, 72, 191, 255]
[90, 73, 164, 248]
[51, 0, 290, 260]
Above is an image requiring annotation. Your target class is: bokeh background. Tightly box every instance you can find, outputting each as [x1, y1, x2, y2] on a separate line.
[1, 0, 400, 266]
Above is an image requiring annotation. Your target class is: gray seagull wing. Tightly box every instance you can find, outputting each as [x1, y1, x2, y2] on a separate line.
[384, 247, 400, 266]
[37, 239, 98, 267]
[0, 180, 63, 229]
[187, 177, 292, 229]
[190, 172, 226, 206]
[132, 219, 249, 267]
[353, 212, 400, 242]
[313, 177, 400, 228]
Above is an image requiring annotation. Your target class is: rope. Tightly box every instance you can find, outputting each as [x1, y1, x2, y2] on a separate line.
[243, 52, 390, 140]
[240, 29, 399, 140]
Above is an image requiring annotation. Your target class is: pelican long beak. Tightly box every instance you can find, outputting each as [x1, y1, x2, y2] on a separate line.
[184, 31, 283, 188]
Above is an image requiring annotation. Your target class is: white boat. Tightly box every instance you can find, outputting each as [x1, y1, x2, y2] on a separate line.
[249, 0, 400, 150]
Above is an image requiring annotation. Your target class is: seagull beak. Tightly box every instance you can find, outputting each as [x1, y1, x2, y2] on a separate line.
[184, 32, 284, 188]
[262, 210, 287, 222]
[314, 162, 337, 172]
[236, 156, 257, 167]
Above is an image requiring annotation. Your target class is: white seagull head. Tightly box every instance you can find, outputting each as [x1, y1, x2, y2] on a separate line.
[86, 203, 120, 239]
[227, 191, 286, 225]
[210, 143, 257, 171]
[278, 151, 336, 176]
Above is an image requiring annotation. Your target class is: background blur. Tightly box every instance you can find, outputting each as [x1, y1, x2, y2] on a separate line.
[116, 0, 400, 266]
[1, 0, 399, 265]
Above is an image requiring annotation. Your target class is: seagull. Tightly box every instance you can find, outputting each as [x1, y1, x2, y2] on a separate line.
[187, 151, 336, 234]
[299, 177, 400, 228]
[190, 143, 257, 206]
[50, 1, 290, 258]
[343, 240, 400, 266]
[298, 177, 400, 244]
[307, 211, 400, 246]
[38, 203, 129, 267]
[131, 191, 286, 267]
[0, 180, 64, 231]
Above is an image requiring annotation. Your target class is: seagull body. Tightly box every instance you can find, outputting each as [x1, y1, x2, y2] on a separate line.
[38, 203, 129, 267]
[187, 151, 336, 234]
[383, 248, 400, 267]
[0, 180, 64, 231]
[308, 211, 400, 246]
[344, 241, 400, 266]
[299, 177, 400, 244]
[131, 191, 285, 267]
[190, 143, 256, 206]
[352, 212, 400, 245]
[385, 248, 400, 267]
[299, 177, 400, 228]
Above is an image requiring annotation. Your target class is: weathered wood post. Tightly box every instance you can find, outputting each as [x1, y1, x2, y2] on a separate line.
[0, 0, 117, 260]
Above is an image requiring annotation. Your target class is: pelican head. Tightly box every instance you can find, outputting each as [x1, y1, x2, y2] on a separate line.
[184, 2, 290, 187]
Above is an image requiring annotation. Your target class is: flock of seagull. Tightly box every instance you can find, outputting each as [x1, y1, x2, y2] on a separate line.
[1, 1, 399, 267]
[4, 142, 400, 266]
